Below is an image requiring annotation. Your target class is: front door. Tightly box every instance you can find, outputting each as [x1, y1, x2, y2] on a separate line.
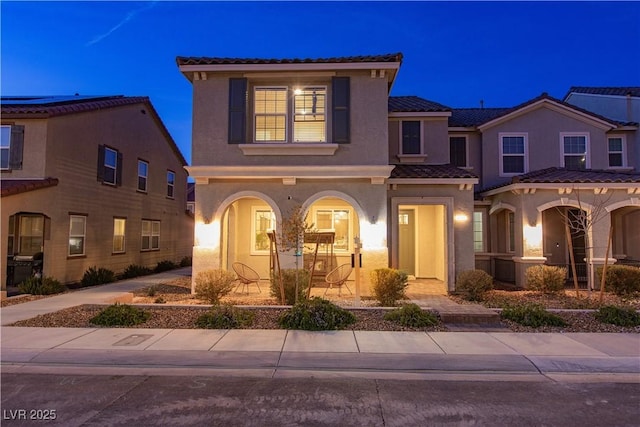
[398, 209, 415, 276]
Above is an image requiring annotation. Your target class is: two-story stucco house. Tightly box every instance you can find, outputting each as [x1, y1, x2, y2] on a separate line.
[1, 95, 193, 298]
[178, 53, 639, 292]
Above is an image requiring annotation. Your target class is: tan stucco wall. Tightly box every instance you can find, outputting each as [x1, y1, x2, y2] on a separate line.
[388, 118, 450, 164]
[0, 119, 48, 178]
[481, 106, 615, 189]
[191, 71, 390, 167]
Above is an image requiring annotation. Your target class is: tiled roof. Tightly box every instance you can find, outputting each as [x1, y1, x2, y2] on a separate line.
[511, 167, 640, 184]
[390, 164, 477, 180]
[1, 178, 59, 197]
[176, 53, 403, 66]
[565, 87, 640, 98]
[449, 108, 511, 127]
[1, 95, 150, 118]
[388, 96, 450, 113]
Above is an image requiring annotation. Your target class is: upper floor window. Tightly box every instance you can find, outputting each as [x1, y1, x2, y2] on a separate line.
[401, 121, 421, 154]
[97, 145, 122, 186]
[561, 133, 589, 170]
[608, 136, 626, 168]
[167, 170, 175, 198]
[254, 86, 327, 143]
[1, 124, 24, 170]
[138, 160, 148, 192]
[113, 218, 126, 254]
[1, 125, 11, 170]
[499, 133, 527, 176]
[69, 215, 86, 257]
[449, 136, 467, 167]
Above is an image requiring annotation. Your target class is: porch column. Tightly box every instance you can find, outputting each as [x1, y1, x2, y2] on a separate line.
[588, 211, 614, 290]
[513, 208, 546, 287]
[191, 220, 222, 294]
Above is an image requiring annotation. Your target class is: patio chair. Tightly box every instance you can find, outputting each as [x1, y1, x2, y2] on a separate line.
[324, 263, 353, 296]
[232, 262, 262, 294]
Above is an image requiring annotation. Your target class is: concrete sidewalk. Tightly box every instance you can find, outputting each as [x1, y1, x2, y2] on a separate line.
[1, 268, 639, 380]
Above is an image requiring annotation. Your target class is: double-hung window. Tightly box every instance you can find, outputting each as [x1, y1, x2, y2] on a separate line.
[1, 125, 11, 170]
[103, 147, 118, 184]
[138, 160, 148, 192]
[473, 211, 485, 252]
[315, 209, 351, 252]
[561, 133, 589, 170]
[254, 86, 327, 143]
[499, 133, 527, 176]
[251, 208, 275, 254]
[167, 170, 175, 198]
[608, 136, 626, 168]
[69, 215, 86, 256]
[113, 218, 126, 253]
[141, 220, 160, 251]
[449, 136, 467, 167]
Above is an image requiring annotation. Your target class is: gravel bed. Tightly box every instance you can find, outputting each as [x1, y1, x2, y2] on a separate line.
[9, 304, 448, 332]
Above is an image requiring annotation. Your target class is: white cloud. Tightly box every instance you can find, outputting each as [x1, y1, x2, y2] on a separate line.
[86, 2, 157, 46]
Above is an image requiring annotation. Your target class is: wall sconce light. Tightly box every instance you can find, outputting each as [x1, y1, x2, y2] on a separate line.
[454, 213, 469, 222]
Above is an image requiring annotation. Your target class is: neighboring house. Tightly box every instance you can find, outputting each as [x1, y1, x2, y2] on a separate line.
[564, 87, 640, 167]
[1, 95, 193, 298]
[177, 53, 639, 291]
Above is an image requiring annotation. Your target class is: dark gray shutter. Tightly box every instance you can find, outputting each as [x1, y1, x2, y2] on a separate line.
[228, 78, 247, 144]
[97, 145, 105, 181]
[9, 125, 24, 170]
[116, 151, 123, 186]
[332, 77, 350, 143]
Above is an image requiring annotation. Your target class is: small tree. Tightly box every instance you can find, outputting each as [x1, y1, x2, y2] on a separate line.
[277, 205, 316, 303]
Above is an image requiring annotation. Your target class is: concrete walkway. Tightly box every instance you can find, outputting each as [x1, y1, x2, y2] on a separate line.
[1, 268, 639, 380]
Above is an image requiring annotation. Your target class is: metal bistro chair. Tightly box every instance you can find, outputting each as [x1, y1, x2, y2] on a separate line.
[232, 262, 262, 294]
[324, 263, 353, 296]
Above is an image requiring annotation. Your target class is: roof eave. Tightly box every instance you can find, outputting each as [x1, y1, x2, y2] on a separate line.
[480, 181, 640, 197]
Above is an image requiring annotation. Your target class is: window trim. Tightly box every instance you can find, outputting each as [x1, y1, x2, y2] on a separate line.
[499, 132, 528, 177]
[113, 217, 126, 254]
[137, 159, 149, 193]
[68, 215, 87, 257]
[250, 206, 275, 255]
[607, 135, 627, 169]
[141, 219, 160, 251]
[560, 132, 590, 170]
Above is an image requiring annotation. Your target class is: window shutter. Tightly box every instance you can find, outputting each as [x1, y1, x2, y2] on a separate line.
[116, 151, 123, 186]
[97, 145, 105, 181]
[9, 125, 24, 170]
[228, 78, 247, 144]
[332, 77, 350, 143]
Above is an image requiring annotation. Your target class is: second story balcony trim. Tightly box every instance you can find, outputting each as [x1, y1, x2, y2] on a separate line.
[238, 143, 340, 156]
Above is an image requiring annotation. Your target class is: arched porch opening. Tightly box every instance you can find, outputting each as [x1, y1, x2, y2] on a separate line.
[610, 205, 640, 266]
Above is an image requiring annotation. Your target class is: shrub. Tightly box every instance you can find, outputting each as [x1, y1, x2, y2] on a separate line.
[146, 286, 157, 297]
[194, 269, 236, 304]
[179, 256, 193, 267]
[154, 297, 166, 304]
[90, 303, 150, 327]
[81, 266, 115, 287]
[18, 276, 66, 295]
[595, 305, 640, 327]
[455, 269, 494, 301]
[370, 268, 409, 306]
[597, 265, 640, 300]
[501, 303, 567, 328]
[270, 269, 310, 305]
[154, 260, 177, 273]
[195, 304, 255, 329]
[120, 264, 152, 279]
[278, 297, 356, 330]
[525, 265, 566, 294]
[383, 303, 438, 328]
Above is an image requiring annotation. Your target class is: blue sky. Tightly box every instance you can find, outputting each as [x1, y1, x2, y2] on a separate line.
[2, 1, 639, 164]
